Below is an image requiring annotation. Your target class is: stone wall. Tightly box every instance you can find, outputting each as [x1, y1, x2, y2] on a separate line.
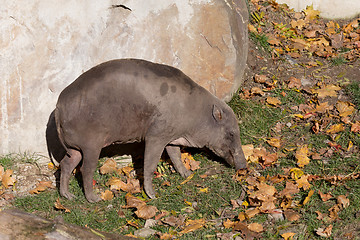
[0, 0, 249, 156]
[276, 0, 360, 19]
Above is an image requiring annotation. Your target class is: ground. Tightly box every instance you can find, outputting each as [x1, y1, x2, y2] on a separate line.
[0, 1, 360, 239]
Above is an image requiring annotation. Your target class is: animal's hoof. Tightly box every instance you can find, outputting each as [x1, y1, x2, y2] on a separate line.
[179, 169, 192, 178]
[86, 194, 102, 203]
[145, 188, 157, 199]
[60, 191, 75, 200]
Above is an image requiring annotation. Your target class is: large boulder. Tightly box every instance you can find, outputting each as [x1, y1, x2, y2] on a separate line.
[0, 0, 248, 156]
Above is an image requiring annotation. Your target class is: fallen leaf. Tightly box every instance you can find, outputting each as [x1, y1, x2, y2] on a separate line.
[99, 159, 117, 174]
[316, 225, 333, 237]
[351, 121, 360, 133]
[296, 175, 311, 190]
[180, 219, 206, 234]
[54, 198, 71, 213]
[251, 87, 264, 96]
[100, 189, 114, 201]
[162, 215, 185, 227]
[287, 77, 302, 89]
[319, 191, 333, 202]
[124, 193, 146, 209]
[281, 232, 296, 240]
[233, 221, 259, 239]
[245, 208, 261, 219]
[302, 190, 314, 205]
[2, 169, 16, 188]
[267, 138, 281, 148]
[254, 74, 268, 84]
[326, 124, 345, 134]
[337, 195, 350, 208]
[135, 205, 158, 219]
[296, 145, 310, 167]
[303, 4, 320, 21]
[336, 101, 355, 117]
[248, 222, 263, 232]
[315, 102, 332, 113]
[311, 85, 341, 98]
[242, 144, 254, 160]
[29, 181, 54, 194]
[279, 181, 299, 197]
[267, 97, 281, 106]
[223, 219, 237, 229]
[284, 209, 300, 221]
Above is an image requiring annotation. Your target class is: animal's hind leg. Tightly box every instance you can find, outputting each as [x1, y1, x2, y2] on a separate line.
[81, 147, 102, 203]
[60, 149, 82, 200]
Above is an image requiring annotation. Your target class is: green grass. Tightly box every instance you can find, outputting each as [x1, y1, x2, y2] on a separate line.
[331, 56, 348, 66]
[249, 32, 272, 55]
[346, 81, 360, 109]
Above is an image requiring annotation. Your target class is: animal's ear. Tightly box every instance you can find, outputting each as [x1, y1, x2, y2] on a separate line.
[212, 105, 223, 122]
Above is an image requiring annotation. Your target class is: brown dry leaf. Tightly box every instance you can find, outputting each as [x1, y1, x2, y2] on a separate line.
[316, 225, 333, 238]
[238, 212, 246, 221]
[248, 24, 257, 33]
[99, 158, 117, 174]
[337, 195, 350, 208]
[248, 222, 263, 233]
[107, 177, 127, 191]
[54, 198, 71, 213]
[100, 190, 114, 201]
[135, 205, 158, 219]
[234, 221, 259, 239]
[245, 208, 261, 219]
[296, 145, 310, 167]
[267, 138, 281, 148]
[302, 190, 314, 205]
[181, 152, 200, 171]
[291, 19, 306, 30]
[284, 209, 300, 221]
[2, 169, 16, 188]
[124, 193, 146, 209]
[29, 181, 54, 194]
[336, 101, 355, 117]
[315, 102, 332, 113]
[120, 166, 134, 177]
[326, 124, 345, 134]
[254, 74, 268, 84]
[251, 87, 264, 96]
[351, 121, 360, 133]
[259, 199, 276, 212]
[329, 204, 340, 220]
[159, 233, 174, 240]
[223, 219, 237, 229]
[261, 152, 278, 166]
[311, 85, 341, 98]
[281, 232, 296, 240]
[279, 181, 299, 197]
[180, 219, 206, 234]
[254, 182, 277, 201]
[266, 97, 281, 106]
[319, 191, 333, 202]
[296, 175, 311, 190]
[267, 35, 281, 46]
[304, 5, 320, 21]
[162, 215, 184, 227]
[287, 77, 302, 89]
[315, 210, 327, 221]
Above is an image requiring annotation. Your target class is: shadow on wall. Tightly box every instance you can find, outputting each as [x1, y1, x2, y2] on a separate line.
[45, 110, 145, 165]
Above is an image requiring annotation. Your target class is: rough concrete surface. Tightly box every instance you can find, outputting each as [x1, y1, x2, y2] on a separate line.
[276, 0, 360, 19]
[0, 0, 248, 156]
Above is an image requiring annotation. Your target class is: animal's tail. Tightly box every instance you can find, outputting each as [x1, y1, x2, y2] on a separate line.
[54, 107, 70, 157]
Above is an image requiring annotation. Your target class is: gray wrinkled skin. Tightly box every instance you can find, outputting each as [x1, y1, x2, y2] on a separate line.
[55, 59, 247, 202]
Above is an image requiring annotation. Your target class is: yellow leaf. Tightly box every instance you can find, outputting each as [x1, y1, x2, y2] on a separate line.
[238, 212, 246, 221]
[347, 141, 353, 151]
[267, 138, 281, 148]
[296, 145, 310, 167]
[326, 124, 345, 134]
[248, 222, 263, 232]
[245, 208, 260, 219]
[180, 219, 206, 234]
[336, 101, 355, 117]
[296, 175, 311, 190]
[281, 232, 296, 240]
[311, 85, 341, 98]
[248, 24, 257, 33]
[29, 181, 54, 194]
[180, 173, 194, 185]
[290, 168, 304, 180]
[266, 97, 281, 106]
[99, 159, 117, 174]
[223, 219, 237, 228]
[302, 190, 314, 205]
[292, 114, 304, 119]
[100, 190, 114, 201]
[199, 187, 209, 193]
[303, 5, 320, 21]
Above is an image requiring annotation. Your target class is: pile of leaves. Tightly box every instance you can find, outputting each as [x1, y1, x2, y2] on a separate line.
[249, 0, 360, 63]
